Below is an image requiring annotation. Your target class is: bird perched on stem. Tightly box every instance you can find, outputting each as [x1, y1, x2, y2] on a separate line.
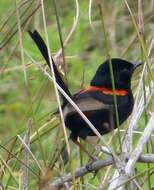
[29, 30, 143, 160]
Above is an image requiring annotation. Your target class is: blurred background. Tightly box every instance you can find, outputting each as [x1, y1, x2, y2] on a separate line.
[0, 0, 154, 189]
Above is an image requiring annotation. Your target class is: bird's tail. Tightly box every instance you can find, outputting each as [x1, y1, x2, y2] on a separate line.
[28, 30, 72, 103]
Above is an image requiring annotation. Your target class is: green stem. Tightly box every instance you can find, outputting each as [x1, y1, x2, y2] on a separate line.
[97, 1, 122, 151]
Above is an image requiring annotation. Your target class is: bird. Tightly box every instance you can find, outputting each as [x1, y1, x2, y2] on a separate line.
[28, 30, 143, 160]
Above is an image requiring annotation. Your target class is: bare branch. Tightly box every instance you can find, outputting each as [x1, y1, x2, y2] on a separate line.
[54, 0, 79, 65]
[20, 119, 32, 190]
[43, 158, 112, 189]
[42, 154, 154, 189]
[125, 112, 154, 175]
[108, 113, 154, 190]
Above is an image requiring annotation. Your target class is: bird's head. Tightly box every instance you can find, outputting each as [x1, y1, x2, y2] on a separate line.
[90, 58, 143, 90]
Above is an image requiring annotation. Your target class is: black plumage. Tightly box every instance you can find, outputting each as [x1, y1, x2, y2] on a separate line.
[29, 30, 143, 144]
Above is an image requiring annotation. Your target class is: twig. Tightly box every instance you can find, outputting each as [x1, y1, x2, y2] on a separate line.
[15, 0, 27, 86]
[54, 0, 79, 65]
[20, 119, 32, 190]
[109, 38, 154, 189]
[42, 154, 154, 189]
[0, 1, 41, 49]
[44, 157, 113, 189]
[108, 113, 154, 190]
[122, 34, 154, 157]
[40, 0, 71, 159]
[88, 0, 94, 31]
[17, 133, 42, 171]
[125, 112, 154, 175]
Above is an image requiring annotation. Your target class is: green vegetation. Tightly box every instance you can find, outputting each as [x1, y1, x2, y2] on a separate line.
[0, 0, 154, 189]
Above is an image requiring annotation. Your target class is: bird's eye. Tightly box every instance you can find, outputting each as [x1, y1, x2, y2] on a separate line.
[120, 69, 130, 82]
[122, 68, 129, 74]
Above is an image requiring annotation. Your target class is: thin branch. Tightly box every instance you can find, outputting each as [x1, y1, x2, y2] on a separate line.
[109, 49, 154, 190]
[108, 113, 154, 190]
[40, 0, 71, 159]
[121, 35, 154, 157]
[54, 0, 79, 65]
[125, 112, 154, 175]
[44, 158, 113, 189]
[20, 119, 32, 190]
[17, 134, 42, 171]
[53, 0, 66, 75]
[15, 0, 27, 85]
[88, 0, 94, 31]
[0, 0, 41, 49]
[42, 154, 154, 189]
[0, 144, 38, 177]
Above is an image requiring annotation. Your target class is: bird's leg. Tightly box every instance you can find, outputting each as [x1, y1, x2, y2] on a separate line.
[73, 139, 97, 161]
[84, 138, 107, 158]
[84, 137, 112, 156]
[85, 138, 100, 151]
[73, 139, 99, 173]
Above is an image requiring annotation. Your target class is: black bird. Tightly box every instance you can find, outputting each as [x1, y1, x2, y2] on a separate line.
[29, 30, 143, 159]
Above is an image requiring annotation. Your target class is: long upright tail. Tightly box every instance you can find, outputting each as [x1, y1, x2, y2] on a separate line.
[28, 30, 72, 103]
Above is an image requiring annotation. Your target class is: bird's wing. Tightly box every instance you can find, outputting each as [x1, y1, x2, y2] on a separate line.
[63, 92, 111, 118]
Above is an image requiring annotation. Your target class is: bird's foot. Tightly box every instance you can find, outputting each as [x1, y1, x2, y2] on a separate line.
[86, 157, 99, 178]
[85, 156, 97, 172]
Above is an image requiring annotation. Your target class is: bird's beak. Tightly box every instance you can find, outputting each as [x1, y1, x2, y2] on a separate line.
[133, 61, 143, 71]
